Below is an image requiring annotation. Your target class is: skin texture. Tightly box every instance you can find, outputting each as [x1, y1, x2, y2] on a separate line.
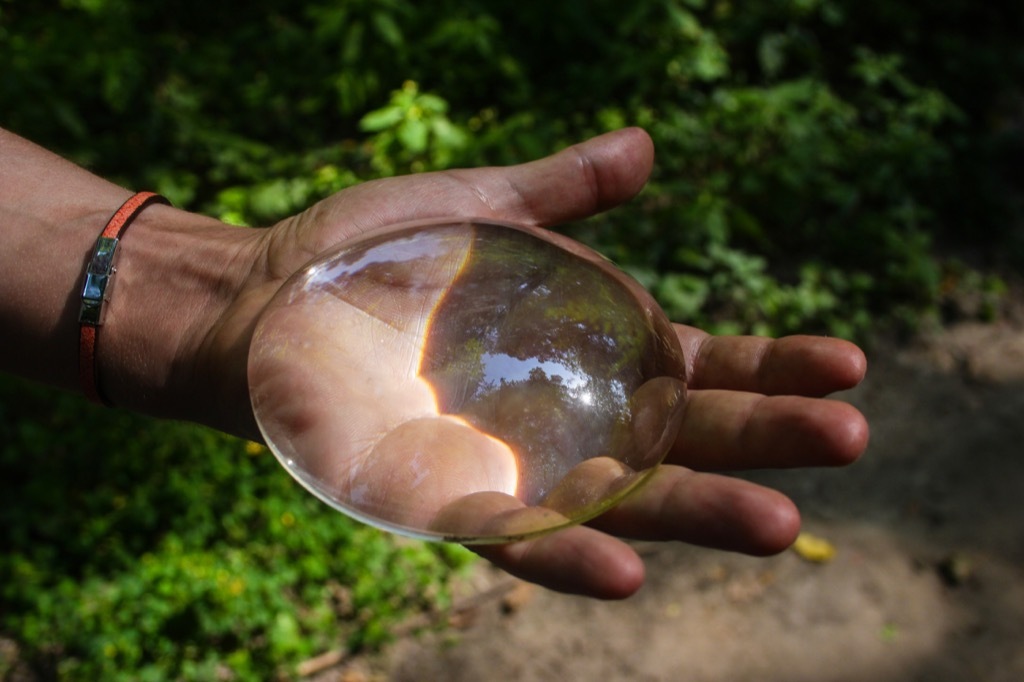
[0, 126, 869, 599]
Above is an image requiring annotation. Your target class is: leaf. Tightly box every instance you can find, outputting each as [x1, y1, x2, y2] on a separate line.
[371, 11, 404, 48]
[397, 117, 429, 154]
[430, 117, 467, 151]
[416, 92, 449, 113]
[791, 532, 837, 563]
[359, 105, 404, 132]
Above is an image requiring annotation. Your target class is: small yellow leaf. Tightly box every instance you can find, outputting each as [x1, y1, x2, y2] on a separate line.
[791, 532, 837, 563]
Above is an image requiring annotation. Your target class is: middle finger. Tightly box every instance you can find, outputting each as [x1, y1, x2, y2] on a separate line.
[667, 389, 868, 471]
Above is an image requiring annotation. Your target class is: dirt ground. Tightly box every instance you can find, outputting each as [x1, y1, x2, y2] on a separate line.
[323, 319, 1024, 682]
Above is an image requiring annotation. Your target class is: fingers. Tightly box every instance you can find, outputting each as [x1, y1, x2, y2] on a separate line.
[677, 330, 867, 397]
[474, 524, 646, 600]
[475, 466, 803, 599]
[670, 390, 869, 471]
[666, 332, 870, 471]
[590, 466, 802, 555]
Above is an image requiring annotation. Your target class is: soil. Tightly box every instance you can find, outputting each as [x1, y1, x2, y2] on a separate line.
[324, 319, 1024, 682]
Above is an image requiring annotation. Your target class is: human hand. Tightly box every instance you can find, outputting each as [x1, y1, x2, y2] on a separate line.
[0, 126, 867, 599]
[186, 128, 868, 598]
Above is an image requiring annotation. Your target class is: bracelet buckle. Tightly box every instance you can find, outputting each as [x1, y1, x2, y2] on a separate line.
[79, 236, 120, 326]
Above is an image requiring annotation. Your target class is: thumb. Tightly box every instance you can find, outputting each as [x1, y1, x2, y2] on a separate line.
[300, 127, 655, 239]
[451, 126, 656, 227]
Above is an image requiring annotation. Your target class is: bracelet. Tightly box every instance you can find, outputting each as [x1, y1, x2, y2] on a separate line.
[78, 191, 171, 405]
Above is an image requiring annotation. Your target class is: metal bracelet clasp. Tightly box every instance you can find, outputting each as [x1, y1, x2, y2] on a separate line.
[78, 236, 120, 326]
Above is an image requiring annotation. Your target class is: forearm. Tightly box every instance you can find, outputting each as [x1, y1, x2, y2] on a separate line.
[0, 128, 258, 427]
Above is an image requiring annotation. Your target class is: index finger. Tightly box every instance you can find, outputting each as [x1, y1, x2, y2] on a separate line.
[676, 328, 867, 397]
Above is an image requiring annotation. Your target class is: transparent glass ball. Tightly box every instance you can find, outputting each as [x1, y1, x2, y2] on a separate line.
[248, 219, 687, 543]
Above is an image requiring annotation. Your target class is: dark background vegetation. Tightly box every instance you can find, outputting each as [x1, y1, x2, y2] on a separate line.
[2, 0, 1022, 679]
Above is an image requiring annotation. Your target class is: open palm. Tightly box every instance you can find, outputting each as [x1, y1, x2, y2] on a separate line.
[201, 128, 868, 599]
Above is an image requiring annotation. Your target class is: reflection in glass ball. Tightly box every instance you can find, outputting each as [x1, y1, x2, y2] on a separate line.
[248, 219, 687, 543]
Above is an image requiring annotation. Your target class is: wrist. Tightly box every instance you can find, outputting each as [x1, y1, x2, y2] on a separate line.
[0, 128, 269, 437]
[96, 203, 262, 433]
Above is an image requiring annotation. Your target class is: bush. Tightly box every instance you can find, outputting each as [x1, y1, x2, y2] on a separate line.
[0, 376, 473, 680]
[5, 0, 1018, 334]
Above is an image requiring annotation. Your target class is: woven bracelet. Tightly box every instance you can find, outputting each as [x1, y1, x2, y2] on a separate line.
[78, 191, 171, 405]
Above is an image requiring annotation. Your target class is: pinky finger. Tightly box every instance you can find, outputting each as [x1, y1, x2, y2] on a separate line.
[474, 525, 646, 600]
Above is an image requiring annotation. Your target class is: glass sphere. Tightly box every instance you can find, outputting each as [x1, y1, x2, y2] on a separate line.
[248, 219, 687, 543]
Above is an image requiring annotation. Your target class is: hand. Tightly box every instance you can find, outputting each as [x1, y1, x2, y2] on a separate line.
[1, 126, 868, 599]
[189, 127, 867, 598]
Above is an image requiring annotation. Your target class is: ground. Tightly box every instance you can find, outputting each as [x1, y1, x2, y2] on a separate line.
[320, 318, 1024, 682]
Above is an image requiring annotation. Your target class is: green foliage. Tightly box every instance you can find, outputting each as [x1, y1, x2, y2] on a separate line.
[359, 80, 469, 175]
[0, 377, 473, 680]
[5, 0, 1016, 336]
[1, 1, 1022, 675]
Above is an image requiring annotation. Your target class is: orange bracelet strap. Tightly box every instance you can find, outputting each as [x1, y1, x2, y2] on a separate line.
[78, 191, 171, 405]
